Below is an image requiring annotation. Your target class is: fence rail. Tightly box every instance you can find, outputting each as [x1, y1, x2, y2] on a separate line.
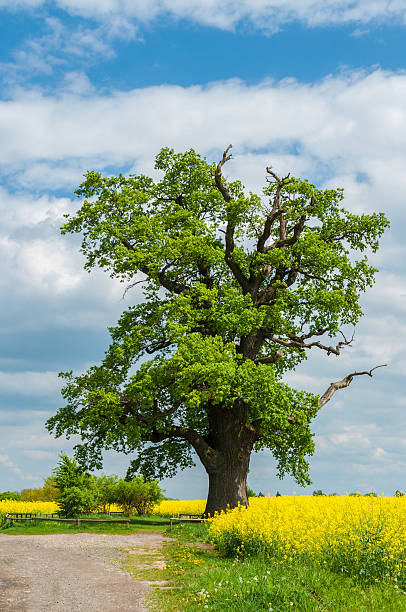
[5, 514, 131, 528]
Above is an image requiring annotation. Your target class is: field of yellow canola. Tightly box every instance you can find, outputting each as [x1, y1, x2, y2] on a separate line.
[208, 496, 406, 585]
[0, 499, 206, 517]
[152, 499, 206, 516]
[0, 500, 59, 515]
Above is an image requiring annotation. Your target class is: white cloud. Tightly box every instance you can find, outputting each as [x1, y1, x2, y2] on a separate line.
[0, 15, 138, 84]
[0, 371, 62, 396]
[2, 1, 406, 31]
[20, 449, 55, 459]
[0, 454, 36, 480]
[0, 68, 405, 494]
[0, 69, 404, 187]
[372, 447, 387, 459]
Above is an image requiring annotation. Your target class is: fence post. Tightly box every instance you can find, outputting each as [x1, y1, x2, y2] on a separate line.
[76, 519, 81, 526]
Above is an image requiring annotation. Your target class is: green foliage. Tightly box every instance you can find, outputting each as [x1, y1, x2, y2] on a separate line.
[20, 477, 60, 502]
[312, 489, 326, 496]
[46, 147, 389, 502]
[209, 517, 405, 589]
[92, 473, 119, 513]
[53, 454, 97, 517]
[0, 491, 21, 501]
[114, 476, 163, 515]
[144, 525, 406, 612]
[57, 486, 96, 518]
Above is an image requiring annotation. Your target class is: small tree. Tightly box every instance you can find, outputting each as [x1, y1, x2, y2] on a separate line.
[53, 454, 97, 517]
[93, 474, 119, 514]
[114, 477, 162, 515]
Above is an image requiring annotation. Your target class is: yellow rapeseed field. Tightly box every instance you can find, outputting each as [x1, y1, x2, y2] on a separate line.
[208, 496, 406, 584]
[0, 500, 59, 515]
[2, 495, 405, 584]
[152, 499, 206, 516]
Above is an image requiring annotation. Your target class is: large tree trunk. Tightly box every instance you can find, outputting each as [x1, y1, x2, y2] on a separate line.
[201, 400, 256, 517]
[204, 451, 251, 517]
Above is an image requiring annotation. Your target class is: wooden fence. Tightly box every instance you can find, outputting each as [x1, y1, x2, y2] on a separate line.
[5, 513, 131, 528]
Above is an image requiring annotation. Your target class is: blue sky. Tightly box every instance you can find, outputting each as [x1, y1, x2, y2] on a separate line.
[1, 0, 406, 498]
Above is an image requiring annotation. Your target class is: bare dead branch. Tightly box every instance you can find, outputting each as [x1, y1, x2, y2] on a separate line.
[214, 144, 233, 202]
[318, 365, 387, 407]
[256, 209, 284, 252]
[213, 146, 250, 292]
[264, 214, 307, 252]
[122, 277, 145, 299]
[269, 329, 355, 356]
[265, 167, 291, 185]
[286, 364, 387, 424]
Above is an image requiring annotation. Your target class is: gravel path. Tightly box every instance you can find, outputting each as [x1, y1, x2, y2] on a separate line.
[0, 532, 169, 612]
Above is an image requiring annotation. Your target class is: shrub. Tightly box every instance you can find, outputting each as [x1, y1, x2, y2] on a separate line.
[93, 474, 119, 513]
[58, 486, 97, 518]
[114, 476, 162, 515]
[0, 491, 20, 501]
[53, 454, 97, 517]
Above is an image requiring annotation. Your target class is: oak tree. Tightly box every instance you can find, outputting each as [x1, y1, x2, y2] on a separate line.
[46, 146, 388, 516]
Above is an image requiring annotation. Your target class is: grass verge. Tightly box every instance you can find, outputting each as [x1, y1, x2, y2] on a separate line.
[0, 513, 169, 534]
[122, 523, 406, 612]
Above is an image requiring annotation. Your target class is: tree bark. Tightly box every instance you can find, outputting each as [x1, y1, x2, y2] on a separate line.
[204, 450, 251, 517]
[201, 401, 256, 517]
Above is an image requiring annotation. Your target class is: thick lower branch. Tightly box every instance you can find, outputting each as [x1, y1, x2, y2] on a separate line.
[146, 424, 220, 472]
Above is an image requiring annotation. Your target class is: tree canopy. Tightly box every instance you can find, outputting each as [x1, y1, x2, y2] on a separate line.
[46, 146, 388, 515]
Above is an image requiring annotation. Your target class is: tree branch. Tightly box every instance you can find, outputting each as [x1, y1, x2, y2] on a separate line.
[119, 398, 181, 425]
[264, 214, 307, 252]
[254, 350, 284, 364]
[214, 145, 250, 293]
[214, 144, 233, 202]
[148, 425, 220, 471]
[118, 235, 187, 294]
[256, 210, 284, 253]
[118, 397, 220, 471]
[318, 365, 387, 407]
[268, 330, 355, 356]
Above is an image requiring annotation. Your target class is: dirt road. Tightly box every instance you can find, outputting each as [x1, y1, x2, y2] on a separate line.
[0, 532, 168, 612]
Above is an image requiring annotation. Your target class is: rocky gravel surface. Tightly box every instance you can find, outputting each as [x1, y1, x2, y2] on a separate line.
[0, 532, 168, 612]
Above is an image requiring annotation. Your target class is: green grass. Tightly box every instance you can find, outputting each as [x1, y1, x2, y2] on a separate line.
[0, 513, 169, 535]
[123, 523, 406, 612]
[2, 516, 405, 610]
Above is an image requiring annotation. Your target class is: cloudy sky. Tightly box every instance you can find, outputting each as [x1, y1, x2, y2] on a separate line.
[0, 0, 405, 498]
